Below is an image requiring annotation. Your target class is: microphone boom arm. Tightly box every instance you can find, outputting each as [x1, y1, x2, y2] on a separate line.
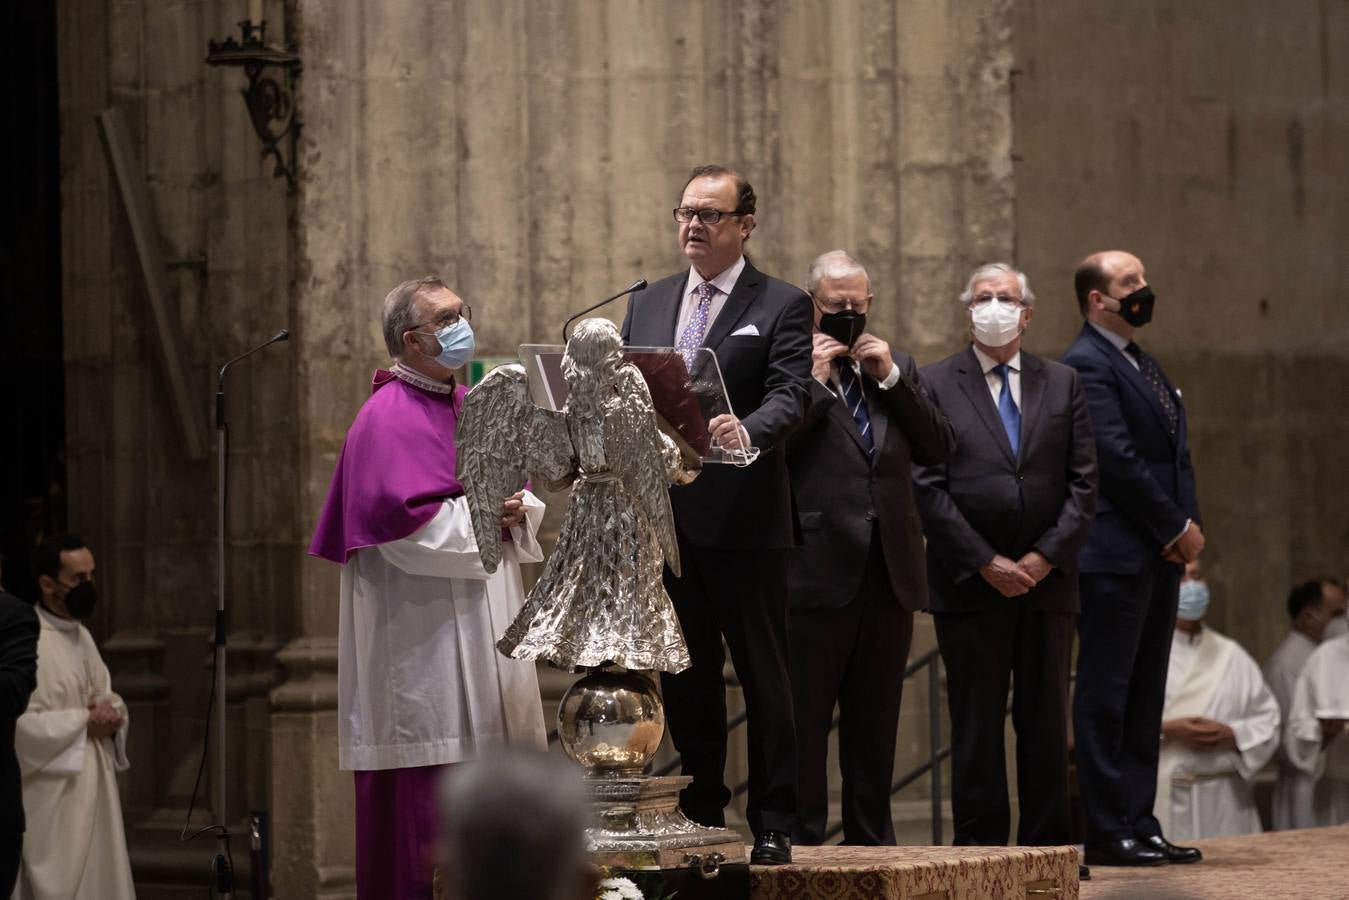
[562, 280, 647, 343]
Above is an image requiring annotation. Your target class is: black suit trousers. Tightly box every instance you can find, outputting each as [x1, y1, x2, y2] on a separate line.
[934, 603, 1075, 846]
[1072, 558, 1181, 844]
[790, 534, 911, 846]
[660, 539, 797, 835]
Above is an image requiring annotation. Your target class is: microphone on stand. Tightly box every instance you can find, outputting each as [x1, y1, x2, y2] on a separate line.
[562, 280, 647, 342]
[217, 329, 290, 429]
[193, 326, 289, 900]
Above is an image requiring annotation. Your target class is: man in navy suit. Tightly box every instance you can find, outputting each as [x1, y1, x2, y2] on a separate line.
[621, 165, 812, 864]
[1063, 250, 1206, 867]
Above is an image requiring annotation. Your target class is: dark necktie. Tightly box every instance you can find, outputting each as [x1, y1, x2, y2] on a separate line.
[1126, 341, 1178, 435]
[994, 363, 1021, 457]
[837, 361, 874, 457]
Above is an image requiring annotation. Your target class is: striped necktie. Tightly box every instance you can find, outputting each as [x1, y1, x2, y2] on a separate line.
[837, 360, 874, 456]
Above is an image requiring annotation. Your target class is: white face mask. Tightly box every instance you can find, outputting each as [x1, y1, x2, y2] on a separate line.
[970, 300, 1023, 347]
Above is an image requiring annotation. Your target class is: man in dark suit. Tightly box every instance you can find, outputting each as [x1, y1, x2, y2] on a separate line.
[1064, 250, 1205, 867]
[0, 587, 39, 895]
[785, 250, 955, 846]
[620, 164, 812, 864]
[913, 264, 1097, 863]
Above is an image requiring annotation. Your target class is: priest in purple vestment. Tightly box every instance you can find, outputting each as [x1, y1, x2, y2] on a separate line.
[310, 276, 548, 900]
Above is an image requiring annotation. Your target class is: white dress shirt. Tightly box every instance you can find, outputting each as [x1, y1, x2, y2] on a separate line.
[1088, 320, 1141, 370]
[673, 255, 746, 343]
[971, 344, 1021, 409]
[817, 356, 902, 395]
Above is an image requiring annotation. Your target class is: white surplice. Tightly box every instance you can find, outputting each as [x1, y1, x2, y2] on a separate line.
[338, 492, 549, 771]
[1155, 627, 1280, 840]
[1264, 628, 1324, 829]
[14, 607, 134, 900]
[1283, 632, 1349, 826]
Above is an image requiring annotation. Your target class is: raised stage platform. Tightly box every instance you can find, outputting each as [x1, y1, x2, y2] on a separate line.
[1081, 824, 1349, 899]
[750, 844, 1079, 899]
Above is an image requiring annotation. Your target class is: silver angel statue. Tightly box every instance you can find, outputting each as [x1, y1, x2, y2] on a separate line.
[457, 318, 697, 673]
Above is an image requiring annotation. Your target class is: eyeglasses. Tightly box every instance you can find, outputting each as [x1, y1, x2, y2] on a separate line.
[672, 207, 746, 225]
[409, 305, 472, 332]
[813, 295, 872, 314]
[969, 293, 1027, 308]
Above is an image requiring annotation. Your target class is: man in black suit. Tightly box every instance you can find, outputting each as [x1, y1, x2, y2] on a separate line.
[912, 263, 1097, 860]
[785, 250, 955, 846]
[0, 587, 39, 895]
[621, 164, 812, 864]
[1064, 250, 1205, 867]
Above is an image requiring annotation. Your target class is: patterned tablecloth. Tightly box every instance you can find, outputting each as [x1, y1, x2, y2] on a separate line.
[750, 843, 1079, 900]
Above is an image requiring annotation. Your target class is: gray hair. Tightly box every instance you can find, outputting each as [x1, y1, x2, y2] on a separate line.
[958, 262, 1036, 307]
[381, 275, 448, 357]
[438, 750, 593, 900]
[806, 250, 870, 295]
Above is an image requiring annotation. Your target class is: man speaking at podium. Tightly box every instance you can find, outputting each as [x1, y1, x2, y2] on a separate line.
[621, 165, 813, 864]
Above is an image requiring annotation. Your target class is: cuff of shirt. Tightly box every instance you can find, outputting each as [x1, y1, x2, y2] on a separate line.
[876, 363, 901, 390]
[1164, 519, 1192, 550]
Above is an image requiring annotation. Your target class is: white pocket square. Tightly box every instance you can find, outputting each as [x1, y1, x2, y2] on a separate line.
[730, 324, 759, 337]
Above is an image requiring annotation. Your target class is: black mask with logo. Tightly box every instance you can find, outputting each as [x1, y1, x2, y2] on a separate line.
[818, 310, 866, 348]
[51, 581, 98, 620]
[1112, 285, 1156, 327]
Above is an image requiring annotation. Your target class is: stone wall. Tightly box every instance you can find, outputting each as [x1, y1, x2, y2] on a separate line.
[1011, 0, 1349, 661]
[52, 0, 1346, 896]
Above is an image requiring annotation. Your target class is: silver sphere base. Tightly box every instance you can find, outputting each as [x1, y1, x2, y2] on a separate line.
[556, 669, 746, 872]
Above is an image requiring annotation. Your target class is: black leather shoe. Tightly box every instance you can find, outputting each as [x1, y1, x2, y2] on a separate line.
[1083, 838, 1167, 867]
[1079, 864, 1091, 881]
[751, 830, 792, 865]
[1139, 833, 1203, 863]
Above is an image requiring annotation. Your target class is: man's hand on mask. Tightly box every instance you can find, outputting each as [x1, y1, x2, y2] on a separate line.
[851, 334, 893, 382]
[500, 490, 527, 529]
[87, 700, 124, 739]
[811, 333, 849, 383]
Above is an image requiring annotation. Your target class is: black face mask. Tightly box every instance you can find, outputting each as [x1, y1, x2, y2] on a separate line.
[818, 310, 866, 348]
[1111, 285, 1155, 327]
[57, 582, 98, 620]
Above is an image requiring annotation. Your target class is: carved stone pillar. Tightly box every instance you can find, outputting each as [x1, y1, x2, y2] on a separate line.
[270, 636, 354, 899]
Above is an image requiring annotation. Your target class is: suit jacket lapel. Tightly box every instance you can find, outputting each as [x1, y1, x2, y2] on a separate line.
[700, 261, 762, 350]
[863, 374, 889, 466]
[1081, 325, 1175, 443]
[1016, 353, 1045, 464]
[658, 273, 688, 346]
[956, 346, 1016, 465]
[827, 382, 872, 458]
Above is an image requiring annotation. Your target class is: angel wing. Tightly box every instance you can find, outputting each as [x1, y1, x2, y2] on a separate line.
[457, 365, 574, 573]
[608, 362, 683, 577]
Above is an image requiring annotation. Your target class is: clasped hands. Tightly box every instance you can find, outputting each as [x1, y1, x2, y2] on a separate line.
[811, 332, 892, 384]
[87, 699, 124, 739]
[1161, 716, 1235, 751]
[1162, 520, 1205, 565]
[980, 552, 1052, 598]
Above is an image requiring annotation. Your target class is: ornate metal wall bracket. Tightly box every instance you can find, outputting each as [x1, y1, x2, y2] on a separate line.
[207, 21, 302, 190]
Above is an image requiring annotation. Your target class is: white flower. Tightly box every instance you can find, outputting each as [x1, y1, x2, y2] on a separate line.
[596, 876, 646, 900]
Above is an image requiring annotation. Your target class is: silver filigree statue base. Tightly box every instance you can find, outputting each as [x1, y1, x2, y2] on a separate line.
[586, 775, 747, 871]
[556, 669, 747, 873]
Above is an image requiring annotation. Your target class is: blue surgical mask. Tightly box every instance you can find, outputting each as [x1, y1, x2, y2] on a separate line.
[427, 319, 475, 369]
[1177, 580, 1210, 622]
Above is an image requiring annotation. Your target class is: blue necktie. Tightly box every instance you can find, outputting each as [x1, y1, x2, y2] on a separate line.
[837, 361, 874, 457]
[994, 363, 1020, 457]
